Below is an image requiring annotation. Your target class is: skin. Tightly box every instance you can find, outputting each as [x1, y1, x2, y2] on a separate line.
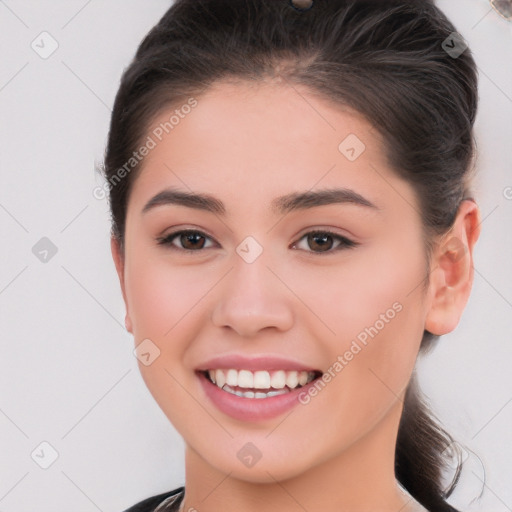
[111, 79, 480, 512]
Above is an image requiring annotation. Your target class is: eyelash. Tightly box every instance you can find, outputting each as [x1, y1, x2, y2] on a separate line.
[156, 229, 359, 255]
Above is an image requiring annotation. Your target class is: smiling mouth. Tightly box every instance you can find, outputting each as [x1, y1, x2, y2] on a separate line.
[199, 369, 323, 399]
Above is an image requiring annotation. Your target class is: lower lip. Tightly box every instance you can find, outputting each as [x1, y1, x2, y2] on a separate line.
[196, 371, 319, 422]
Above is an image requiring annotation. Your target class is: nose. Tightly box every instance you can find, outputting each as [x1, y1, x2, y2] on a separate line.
[211, 250, 294, 337]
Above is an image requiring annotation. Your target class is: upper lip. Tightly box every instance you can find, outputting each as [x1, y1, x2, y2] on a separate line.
[196, 354, 322, 373]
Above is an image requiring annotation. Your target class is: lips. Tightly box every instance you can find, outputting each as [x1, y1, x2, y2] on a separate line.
[196, 369, 323, 421]
[193, 353, 324, 421]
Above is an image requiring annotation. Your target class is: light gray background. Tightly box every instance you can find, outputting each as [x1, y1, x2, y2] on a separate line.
[0, 1, 510, 511]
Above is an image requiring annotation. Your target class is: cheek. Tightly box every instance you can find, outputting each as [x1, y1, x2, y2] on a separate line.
[125, 249, 207, 339]
[285, 246, 427, 447]
[289, 236, 427, 346]
[290, 233, 427, 398]
[124, 250, 209, 425]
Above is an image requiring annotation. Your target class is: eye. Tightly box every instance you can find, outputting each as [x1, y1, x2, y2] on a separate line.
[156, 228, 358, 254]
[291, 230, 358, 254]
[156, 229, 216, 252]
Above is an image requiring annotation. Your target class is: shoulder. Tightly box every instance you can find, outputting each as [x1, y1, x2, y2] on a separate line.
[121, 487, 185, 512]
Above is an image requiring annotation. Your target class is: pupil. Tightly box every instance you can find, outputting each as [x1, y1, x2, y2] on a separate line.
[183, 233, 204, 249]
[309, 233, 332, 251]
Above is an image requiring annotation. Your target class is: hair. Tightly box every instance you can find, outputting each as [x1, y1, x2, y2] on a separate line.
[101, 0, 479, 510]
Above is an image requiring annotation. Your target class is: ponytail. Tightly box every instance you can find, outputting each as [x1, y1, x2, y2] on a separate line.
[396, 371, 463, 511]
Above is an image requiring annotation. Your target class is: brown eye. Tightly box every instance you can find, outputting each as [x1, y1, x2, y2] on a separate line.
[179, 232, 206, 250]
[292, 230, 358, 254]
[307, 232, 334, 252]
[156, 228, 358, 255]
[157, 230, 214, 251]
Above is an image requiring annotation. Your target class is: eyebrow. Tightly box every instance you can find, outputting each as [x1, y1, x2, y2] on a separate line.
[141, 187, 379, 217]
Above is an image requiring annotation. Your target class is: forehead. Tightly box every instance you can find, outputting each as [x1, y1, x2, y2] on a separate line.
[157, 79, 384, 158]
[127, 79, 406, 217]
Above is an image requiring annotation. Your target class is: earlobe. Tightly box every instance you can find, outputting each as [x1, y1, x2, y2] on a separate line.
[110, 236, 133, 333]
[424, 199, 481, 336]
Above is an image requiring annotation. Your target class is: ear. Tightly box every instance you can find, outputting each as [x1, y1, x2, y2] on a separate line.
[424, 199, 481, 335]
[110, 236, 133, 333]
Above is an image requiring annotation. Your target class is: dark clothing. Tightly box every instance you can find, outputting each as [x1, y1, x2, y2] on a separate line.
[122, 487, 185, 512]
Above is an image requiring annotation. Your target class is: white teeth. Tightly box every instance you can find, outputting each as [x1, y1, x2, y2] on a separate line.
[298, 371, 309, 386]
[286, 371, 299, 389]
[270, 370, 286, 389]
[238, 370, 254, 388]
[205, 368, 317, 393]
[226, 369, 238, 387]
[253, 370, 271, 388]
[221, 384, 289, 399]
[266, 389, 288, 397]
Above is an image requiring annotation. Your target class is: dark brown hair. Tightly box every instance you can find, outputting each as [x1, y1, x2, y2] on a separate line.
[102, 1, 479, 510]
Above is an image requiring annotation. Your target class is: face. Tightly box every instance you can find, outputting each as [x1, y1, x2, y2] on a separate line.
[114, 80, 435, 483]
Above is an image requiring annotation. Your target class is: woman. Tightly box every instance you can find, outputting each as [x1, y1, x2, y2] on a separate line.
[102, 0, 481, 510]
